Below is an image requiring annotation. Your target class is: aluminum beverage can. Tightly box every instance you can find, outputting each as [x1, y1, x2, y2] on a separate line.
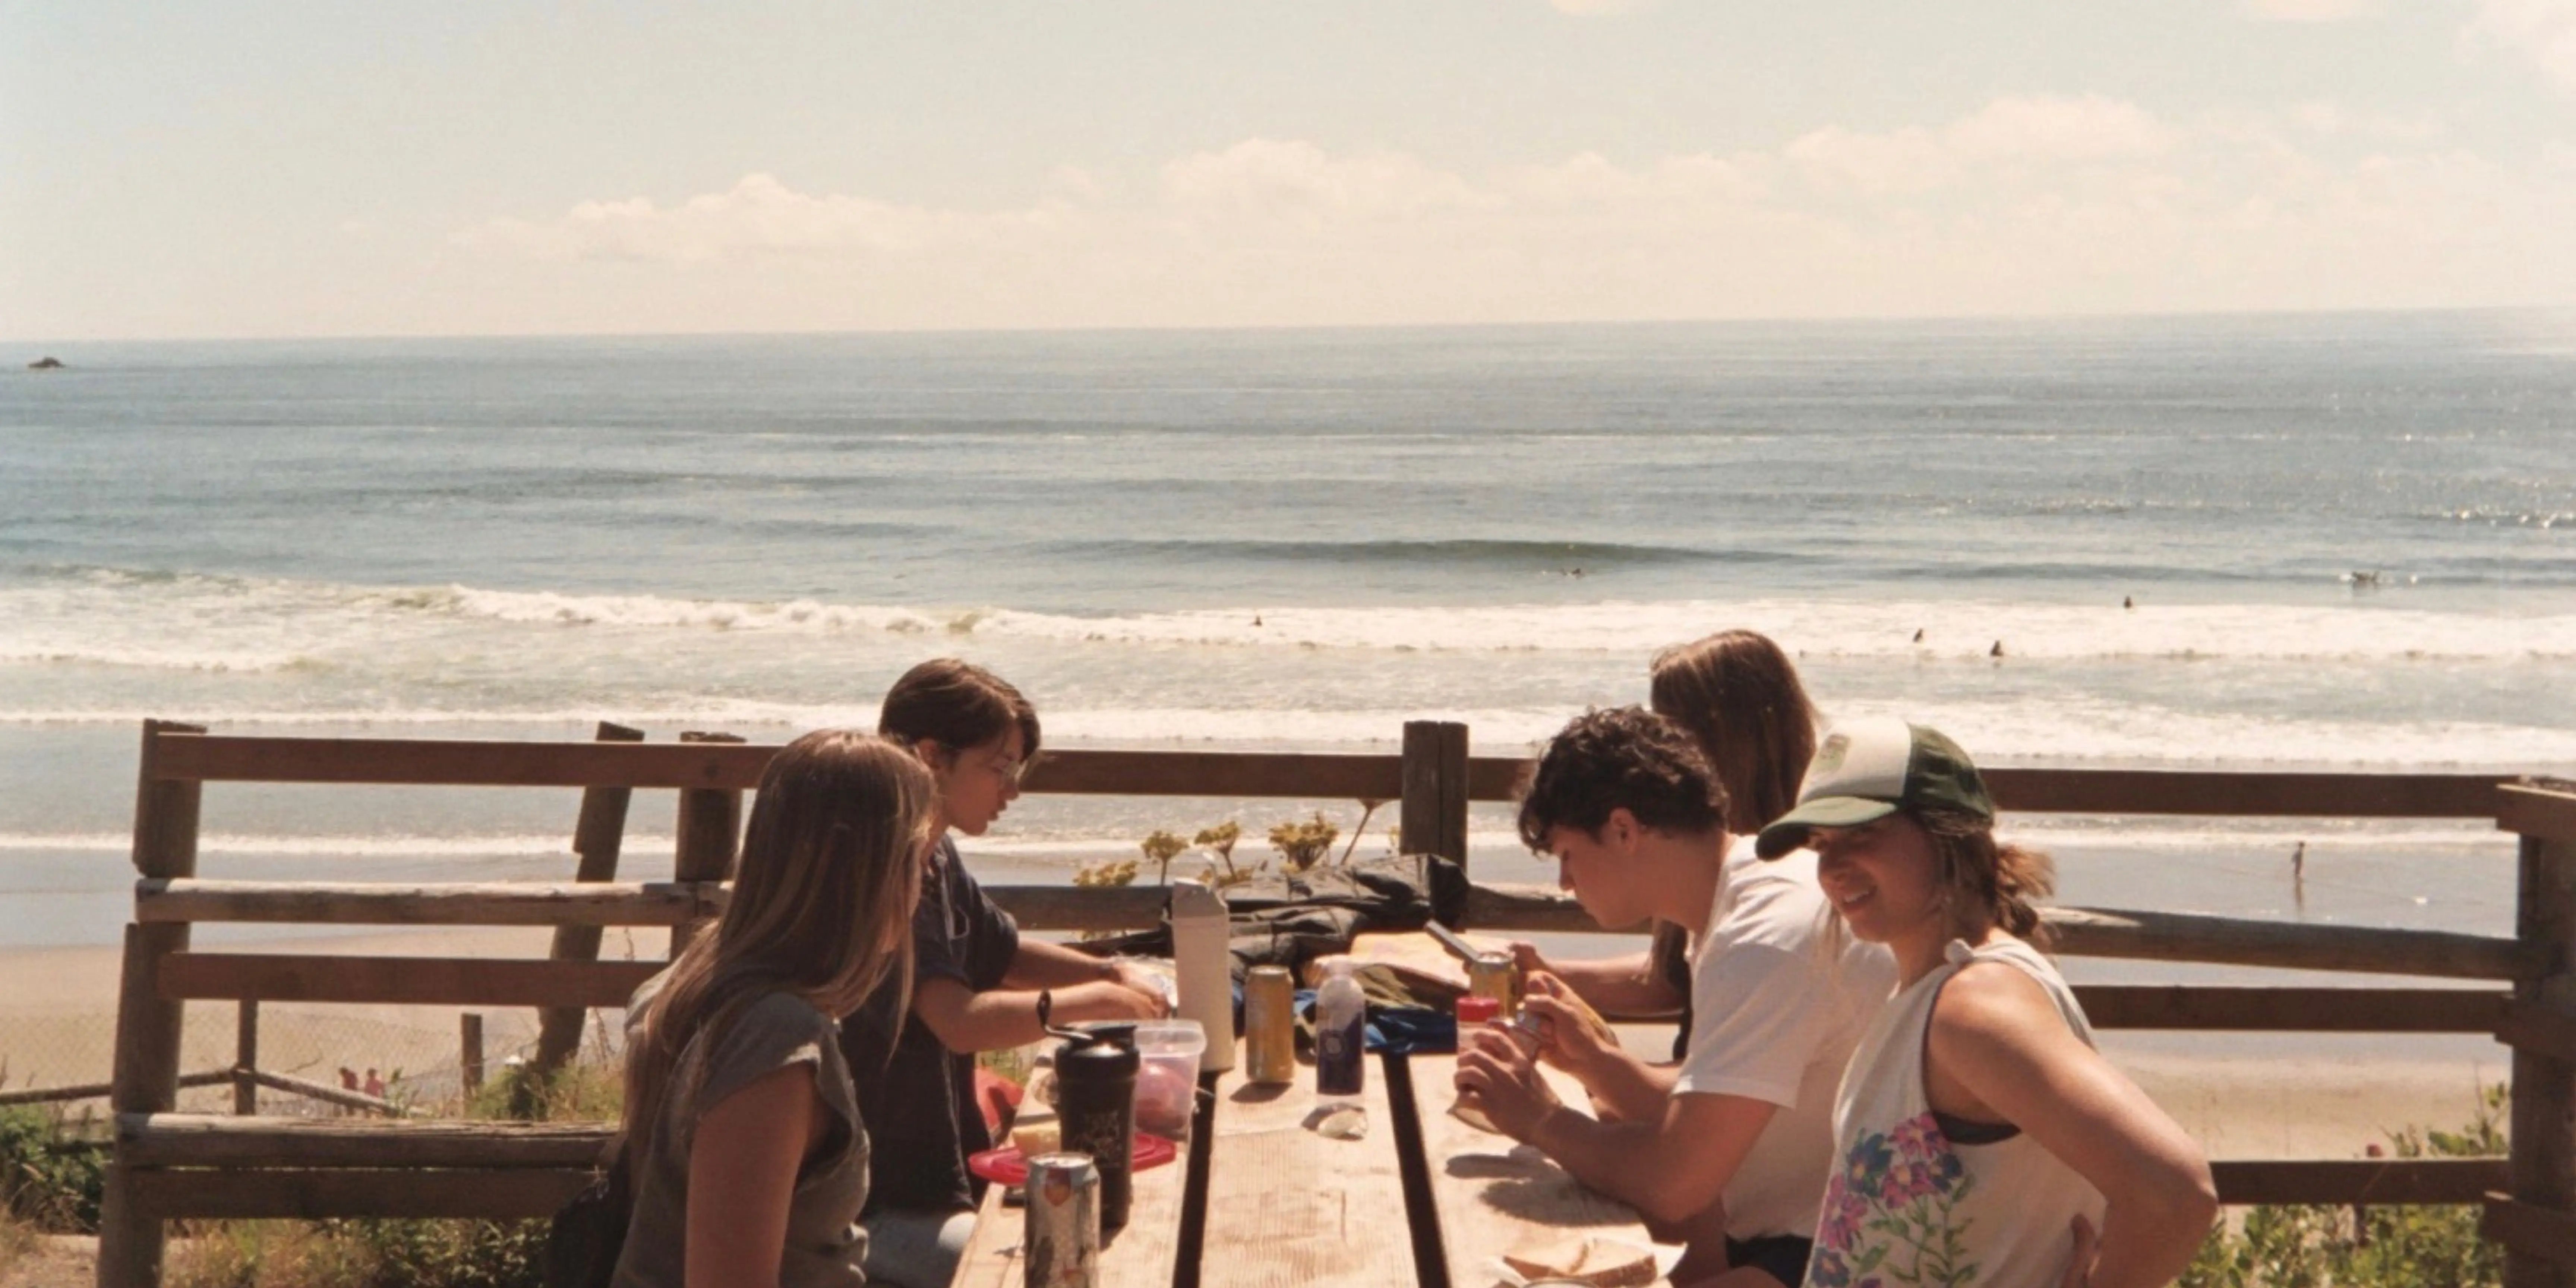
[1023, 1152, 1101, 1288]
[1243, 965, 1296, 1085]
[1467, 951, 1519, 1019]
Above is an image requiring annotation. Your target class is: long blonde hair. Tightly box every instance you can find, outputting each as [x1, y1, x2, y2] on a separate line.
[621, 730, 936, 1157]
[1647, 629, 1818, 836]
[1647, 630, 1821, 988]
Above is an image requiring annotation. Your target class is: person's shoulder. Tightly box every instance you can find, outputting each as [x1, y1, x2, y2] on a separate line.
[1713, 840, 1830, 938]
[1929, 953, 2063, 1046]
[736, 989, 837, 1044]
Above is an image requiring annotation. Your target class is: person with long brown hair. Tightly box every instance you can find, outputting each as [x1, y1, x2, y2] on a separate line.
[1515, 629, 1824, 1032]
[613, 729, 938, 1288]
[1755, 717, 2216, 1288]
[844, 659, 1169, 1288]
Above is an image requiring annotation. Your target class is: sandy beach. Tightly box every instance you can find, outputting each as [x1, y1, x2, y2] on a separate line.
[0, 923, 2503, 1161]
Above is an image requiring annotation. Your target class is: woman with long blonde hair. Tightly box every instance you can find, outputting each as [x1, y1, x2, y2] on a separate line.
[613, 730, 939, 1288]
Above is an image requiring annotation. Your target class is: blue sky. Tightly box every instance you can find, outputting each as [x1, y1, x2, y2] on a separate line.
[6, 0, 2575, 338]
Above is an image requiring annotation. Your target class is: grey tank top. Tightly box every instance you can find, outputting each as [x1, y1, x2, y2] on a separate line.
[613, 986, 872, 1288]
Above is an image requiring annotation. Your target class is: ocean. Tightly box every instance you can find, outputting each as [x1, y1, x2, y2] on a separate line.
[4, 311, 2572, 993]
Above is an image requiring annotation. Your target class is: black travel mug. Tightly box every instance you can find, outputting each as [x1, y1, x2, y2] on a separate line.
[1052, 1022, 1140, 1231]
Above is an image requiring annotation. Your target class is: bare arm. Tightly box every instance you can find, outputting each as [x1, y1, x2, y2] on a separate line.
[1455, 1030, 1774, 1226]
[910, 974, 1164, 1054]
[1518, 983, 1678, 1123]
[1002, 938, 1132, 989]
[684, 1063, 827, 1288]
[1928, 964, 2219, 1288]
[1510, 944, 1686, 1020]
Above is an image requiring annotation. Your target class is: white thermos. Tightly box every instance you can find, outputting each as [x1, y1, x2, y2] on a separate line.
[1169, 882, 1235, 1072]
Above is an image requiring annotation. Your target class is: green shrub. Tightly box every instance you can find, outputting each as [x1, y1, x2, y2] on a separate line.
[2181, 1084, 2507, 1288]
[0, 1104, 108, 1233]
[171, 1216, 549, 1288]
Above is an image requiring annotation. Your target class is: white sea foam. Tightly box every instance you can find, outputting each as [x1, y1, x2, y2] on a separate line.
[6, 572, 2574, 669]
[3, 698, 2573, 768]
[431, 591, 2576, 662]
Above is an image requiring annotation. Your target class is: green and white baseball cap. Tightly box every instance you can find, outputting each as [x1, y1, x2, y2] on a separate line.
[1755, 716, 1995, 859]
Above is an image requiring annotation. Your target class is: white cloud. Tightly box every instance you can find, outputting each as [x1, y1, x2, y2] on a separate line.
[446, 94, 2576, 331]
[1158, 139, 1495, 226]
[2465, 0, 2576, 93]
[1944, 95, 2176, 162]
[454, 172, 1093, 264]
[2243, 0, 2371, 21]
[1782, 95, 2172, 195]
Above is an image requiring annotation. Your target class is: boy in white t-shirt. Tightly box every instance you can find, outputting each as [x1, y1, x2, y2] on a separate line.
[1457, 707, 1894, 1288]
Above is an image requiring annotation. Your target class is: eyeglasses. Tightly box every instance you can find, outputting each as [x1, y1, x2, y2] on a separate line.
[979, 751, 1028, 788]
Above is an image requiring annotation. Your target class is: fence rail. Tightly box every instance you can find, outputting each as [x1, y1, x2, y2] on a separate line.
[88, 722, 2576, 1288]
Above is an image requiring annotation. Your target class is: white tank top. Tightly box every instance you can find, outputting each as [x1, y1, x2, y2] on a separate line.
[1806, 937, 2108, 1288]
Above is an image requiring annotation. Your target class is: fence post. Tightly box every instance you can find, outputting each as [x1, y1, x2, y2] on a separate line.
[670, 731, 748, 959]
[232, 1001, 257, 1116]
[1400, 720, 1471, 875]
[461, 1012, 486, 1096]
[2509, 783, 2576, 1288]
[98, 719, 205, 1288]
[531, 721, 645, 1082]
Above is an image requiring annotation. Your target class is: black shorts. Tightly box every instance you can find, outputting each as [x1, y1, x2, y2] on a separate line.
[1724, 1233, 1813, 1287]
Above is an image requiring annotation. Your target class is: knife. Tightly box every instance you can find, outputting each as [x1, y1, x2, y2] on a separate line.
[1424, 919, 1483, 963]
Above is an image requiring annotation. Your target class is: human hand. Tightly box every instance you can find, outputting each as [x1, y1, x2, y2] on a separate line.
[1108, 959, 1176, 1018]
[2056, 1213, 2097, 1288]
[1453, 1025, 1563, 1142]
[1506, 941, 1551, 981]
[1520, 975, 1616, 1077]
[1058, 979, 1165, 1023]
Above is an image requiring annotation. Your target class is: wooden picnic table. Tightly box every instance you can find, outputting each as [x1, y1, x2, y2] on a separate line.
[949, 1050, 1663, 1288]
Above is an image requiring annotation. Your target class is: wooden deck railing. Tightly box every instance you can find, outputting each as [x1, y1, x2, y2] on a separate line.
[92, 719, 2576, 1288]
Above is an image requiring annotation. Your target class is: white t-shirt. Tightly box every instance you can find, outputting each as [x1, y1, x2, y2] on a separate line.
[1675, 837, 1898, 1242]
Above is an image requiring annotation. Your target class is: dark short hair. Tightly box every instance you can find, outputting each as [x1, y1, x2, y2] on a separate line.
[879, 659, 1042, 758]
[1516, 707, 1731, 852]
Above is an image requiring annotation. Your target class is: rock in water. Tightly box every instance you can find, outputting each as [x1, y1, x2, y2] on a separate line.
[28, 356, 64, 370]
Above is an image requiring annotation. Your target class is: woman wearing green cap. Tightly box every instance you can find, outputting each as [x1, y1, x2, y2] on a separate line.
[1757, 717, 2216, 1288]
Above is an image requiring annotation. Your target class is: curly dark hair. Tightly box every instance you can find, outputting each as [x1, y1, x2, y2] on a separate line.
[1516, 707, 1731, 851]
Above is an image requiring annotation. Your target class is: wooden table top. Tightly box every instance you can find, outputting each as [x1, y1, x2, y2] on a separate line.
[947, 1050, 1661, 1288]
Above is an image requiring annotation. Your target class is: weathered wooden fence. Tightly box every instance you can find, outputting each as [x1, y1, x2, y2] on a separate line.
[93, 719, 2576, 1287]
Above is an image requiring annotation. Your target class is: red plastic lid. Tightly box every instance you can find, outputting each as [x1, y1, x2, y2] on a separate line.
[1456, 995, 1502, 1024]
[966, 1133, 1179, 1187]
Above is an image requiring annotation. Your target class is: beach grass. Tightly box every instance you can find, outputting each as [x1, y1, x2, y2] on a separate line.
[0, 1212, 38, 1282]
[2180, 1084, 2507, 1288]
[158, 1058, 622, 1288]
[0, 1106, 107, 1235]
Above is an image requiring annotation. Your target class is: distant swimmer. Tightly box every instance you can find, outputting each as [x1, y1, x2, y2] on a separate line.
[1989, 640, 2005, 658]
[1912, 628, 1925, 643]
